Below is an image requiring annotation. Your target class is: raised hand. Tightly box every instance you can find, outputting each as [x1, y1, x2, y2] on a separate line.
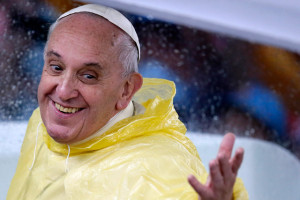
[188, 133, 244, 200]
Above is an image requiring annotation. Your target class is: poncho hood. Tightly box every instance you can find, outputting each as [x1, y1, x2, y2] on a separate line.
[42, 78, 196, 156]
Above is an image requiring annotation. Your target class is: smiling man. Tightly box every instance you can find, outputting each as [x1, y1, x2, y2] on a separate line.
[38, 11, 142, 144]
[7, 4, 248, 200]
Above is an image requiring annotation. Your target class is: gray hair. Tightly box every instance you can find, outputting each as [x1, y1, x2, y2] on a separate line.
[44, 13, 139, 78]
[117, 32, 139, 77]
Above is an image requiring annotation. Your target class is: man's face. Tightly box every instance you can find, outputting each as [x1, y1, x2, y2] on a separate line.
[38, 14, 127, 144]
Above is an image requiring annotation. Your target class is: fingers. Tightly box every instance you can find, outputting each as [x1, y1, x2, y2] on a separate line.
[188, 133, 244, 200]
[218, 133, 235, 159]
[218, 153, 233, 182]
[217, 133, 244, 186]
[230, 147, 244, 174]
[188, 175, 210, 197]
[209, 159, 223, 189]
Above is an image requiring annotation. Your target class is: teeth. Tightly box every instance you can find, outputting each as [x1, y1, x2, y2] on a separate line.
[55, 103, 80, 113]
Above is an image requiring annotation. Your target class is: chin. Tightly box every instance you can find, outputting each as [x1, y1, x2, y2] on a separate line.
[46, 125, 78, 144]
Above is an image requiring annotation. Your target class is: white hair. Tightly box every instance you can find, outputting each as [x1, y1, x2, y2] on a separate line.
[44, 13, 138, 78]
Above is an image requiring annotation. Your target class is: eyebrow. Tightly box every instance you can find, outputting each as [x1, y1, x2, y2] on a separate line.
[83, 62, 106, 74]
[46, 50, 61, 58]
[84, 62, 102, 68]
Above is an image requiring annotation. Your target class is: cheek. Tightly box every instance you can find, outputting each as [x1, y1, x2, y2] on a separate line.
[82, 87, 121, 112]
[38, 75, 55, 101]
[37, 77, 46, 102]
[81, 89, 106, 108]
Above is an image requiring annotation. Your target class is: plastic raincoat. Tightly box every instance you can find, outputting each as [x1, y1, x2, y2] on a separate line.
[7, 78, 248, 200]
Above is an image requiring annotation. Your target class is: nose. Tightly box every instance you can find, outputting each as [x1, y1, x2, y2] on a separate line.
[56, 74, 79, 101]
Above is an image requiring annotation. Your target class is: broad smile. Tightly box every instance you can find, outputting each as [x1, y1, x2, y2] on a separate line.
[55, 102, 82, 114]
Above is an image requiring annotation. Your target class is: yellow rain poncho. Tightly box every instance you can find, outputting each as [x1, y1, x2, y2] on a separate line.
[7, 78, 248, 199]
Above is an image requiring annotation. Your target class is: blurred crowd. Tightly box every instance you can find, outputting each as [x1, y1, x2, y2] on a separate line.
[0, 0, 299, 159]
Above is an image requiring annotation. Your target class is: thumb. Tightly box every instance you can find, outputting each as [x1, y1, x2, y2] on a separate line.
[188, 175, 210, 198]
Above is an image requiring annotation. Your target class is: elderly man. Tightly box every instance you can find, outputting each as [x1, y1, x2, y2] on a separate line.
[7, 4, 248, 200]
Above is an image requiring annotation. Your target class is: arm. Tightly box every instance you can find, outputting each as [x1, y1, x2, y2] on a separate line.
[188, 133, 244, 200]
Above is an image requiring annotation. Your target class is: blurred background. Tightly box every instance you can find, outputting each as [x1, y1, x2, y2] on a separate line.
[0, 0, 299, 161]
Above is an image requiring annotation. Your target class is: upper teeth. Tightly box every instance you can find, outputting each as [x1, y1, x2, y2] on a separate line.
[55, 103, 80, 113]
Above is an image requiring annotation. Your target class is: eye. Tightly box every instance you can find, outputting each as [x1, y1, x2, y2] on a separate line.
[45, 64, 63, 75]
[83, 74, 96, 79]
[78, 71, 98, 84]
[51, 65, 62, 72]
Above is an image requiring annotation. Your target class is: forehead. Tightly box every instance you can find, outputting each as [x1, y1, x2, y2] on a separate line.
[53, 13, 124, 46]
[46, 13, 124, 66]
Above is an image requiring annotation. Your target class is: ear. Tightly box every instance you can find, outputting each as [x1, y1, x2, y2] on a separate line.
[116, 73, 143, 110]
